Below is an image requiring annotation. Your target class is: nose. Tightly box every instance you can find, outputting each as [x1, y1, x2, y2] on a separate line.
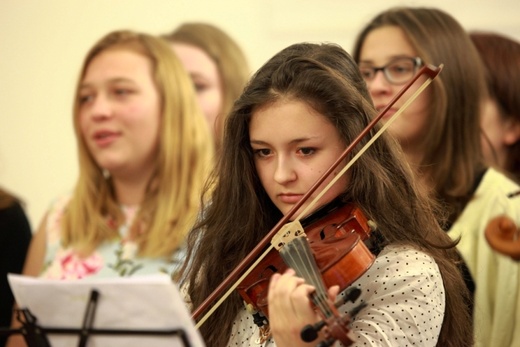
[367, 70, 392, 97]
[88, 94, 113, 120]
[273, 155, 297, 185]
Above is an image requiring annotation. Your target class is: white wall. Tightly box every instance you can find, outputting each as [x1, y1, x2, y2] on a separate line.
[2, 0, 519, 229]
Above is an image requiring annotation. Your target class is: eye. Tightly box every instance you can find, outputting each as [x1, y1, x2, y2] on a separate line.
[359, 67, 374, 80]
[194, 82, 210, 93]
[114, 88, 132, 96]
[388, 62, 413, 75]
[253, 148, 272, 158]
[78, 93, 93, 105]
[298, 147, 316, 156]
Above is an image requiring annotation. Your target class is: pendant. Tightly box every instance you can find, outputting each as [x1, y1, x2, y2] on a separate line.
[255, 325, 271, 345]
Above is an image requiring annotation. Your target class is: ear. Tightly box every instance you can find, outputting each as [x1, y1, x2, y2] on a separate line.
[504, 118, 520, 145]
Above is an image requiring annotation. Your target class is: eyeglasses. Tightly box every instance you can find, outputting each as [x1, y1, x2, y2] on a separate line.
[358, 57, 423, 85]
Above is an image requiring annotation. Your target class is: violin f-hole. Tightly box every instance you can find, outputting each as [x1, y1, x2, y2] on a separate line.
[320, 224, 339, 240]
[262, 265, 278, 276]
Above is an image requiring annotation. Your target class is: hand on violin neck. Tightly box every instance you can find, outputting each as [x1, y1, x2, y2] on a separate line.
[267, 269, 340, 346]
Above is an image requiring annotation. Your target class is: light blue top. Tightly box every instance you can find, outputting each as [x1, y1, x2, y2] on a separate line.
[40, 195, 184, 279]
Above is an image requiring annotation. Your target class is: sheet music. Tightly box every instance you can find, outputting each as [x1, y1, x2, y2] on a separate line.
[8, 274, 205, 347]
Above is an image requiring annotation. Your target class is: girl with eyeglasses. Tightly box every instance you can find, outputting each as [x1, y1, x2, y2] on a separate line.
[353, 7, 520, 347]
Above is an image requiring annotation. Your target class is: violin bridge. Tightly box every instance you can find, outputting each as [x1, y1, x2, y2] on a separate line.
[271, 221, 306, 251]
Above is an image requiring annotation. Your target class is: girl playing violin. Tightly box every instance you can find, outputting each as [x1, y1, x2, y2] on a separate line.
[179, 42, 472, 346]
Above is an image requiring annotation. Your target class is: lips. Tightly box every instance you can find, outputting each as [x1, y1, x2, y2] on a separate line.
[92, 129, 120, 147]
[278, 193, 303, 204]
[376, 105, 397, 119]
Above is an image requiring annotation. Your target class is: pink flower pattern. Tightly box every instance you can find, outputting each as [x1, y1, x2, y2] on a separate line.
[40, 195, 180, 279]
[45, 249, 103, 280]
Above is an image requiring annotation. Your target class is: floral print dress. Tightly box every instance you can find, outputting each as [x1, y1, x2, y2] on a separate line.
[40, 195, 184, 280]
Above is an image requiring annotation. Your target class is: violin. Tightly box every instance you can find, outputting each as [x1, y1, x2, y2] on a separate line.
[237, 200, 376, 344]
[191, 63, 443, 346]
[485, 215, 520, 261]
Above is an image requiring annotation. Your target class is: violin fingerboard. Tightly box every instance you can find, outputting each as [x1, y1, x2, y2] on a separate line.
[279, 237, 329, 305]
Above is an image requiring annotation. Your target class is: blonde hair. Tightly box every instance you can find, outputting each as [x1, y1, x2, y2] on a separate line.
[163, 22, 250, 150]
[63, 30, 213, 257]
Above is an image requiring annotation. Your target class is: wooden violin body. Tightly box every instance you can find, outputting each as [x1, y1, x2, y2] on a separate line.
[485, 215, 520, 261]
[237, 202, 375, 318]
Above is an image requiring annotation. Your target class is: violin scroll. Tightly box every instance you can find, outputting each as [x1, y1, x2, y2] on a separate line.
[484, 215, 520, 261]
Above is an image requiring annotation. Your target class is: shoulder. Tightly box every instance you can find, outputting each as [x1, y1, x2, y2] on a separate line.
[351, 244, 444, 305]
[342, 245, 444, 346]
[357, 245, 442, 293]
[478, 168, 519, 198]
[0, 200, 32, 267]
[369, 244, 440, 273]
[43, 193, 72, 235]
[0, 200, 32, 236]
[457, 168, 520, 226]
[45, 193, 72, 219]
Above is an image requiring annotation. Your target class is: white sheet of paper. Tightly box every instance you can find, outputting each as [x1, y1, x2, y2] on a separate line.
[8, 274, 205, 347]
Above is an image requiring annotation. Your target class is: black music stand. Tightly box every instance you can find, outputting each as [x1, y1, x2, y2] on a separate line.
[0, 289, 193, 347]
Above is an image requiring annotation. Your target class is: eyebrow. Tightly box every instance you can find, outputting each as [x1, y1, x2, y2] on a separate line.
[359, 54, 415, 64]
[250, 137, 318, 146]
[79, 77, 136, 89]
[189, 72, 209, 80]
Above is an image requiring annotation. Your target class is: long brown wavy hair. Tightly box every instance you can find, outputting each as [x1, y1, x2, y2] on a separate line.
[180, 42, 472, 346]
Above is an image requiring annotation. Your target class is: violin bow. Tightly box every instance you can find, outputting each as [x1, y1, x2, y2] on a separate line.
[192, 63, 444, 328]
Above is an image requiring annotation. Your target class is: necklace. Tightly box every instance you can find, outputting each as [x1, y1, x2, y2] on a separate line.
[255, 325, 271, 345]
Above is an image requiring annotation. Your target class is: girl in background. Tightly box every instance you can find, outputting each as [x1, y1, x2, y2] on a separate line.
[0, 188, 31, 347]
[8, 28, 214, 347]
[353, 7, 520, 346]
[470, 31, 520, 182]
[163, 22, 250, 151]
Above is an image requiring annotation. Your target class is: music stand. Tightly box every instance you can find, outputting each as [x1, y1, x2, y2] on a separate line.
[4, 274, 205, 347]
[0, 289, 193, 347]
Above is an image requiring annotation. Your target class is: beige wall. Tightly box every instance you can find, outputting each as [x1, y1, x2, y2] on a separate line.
[1, 0, 519, 229]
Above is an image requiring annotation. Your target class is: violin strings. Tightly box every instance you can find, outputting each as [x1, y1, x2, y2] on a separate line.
[297, 239, 333, 317]
[280, 237, 333, 317]
[282, 240, 329, 316]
